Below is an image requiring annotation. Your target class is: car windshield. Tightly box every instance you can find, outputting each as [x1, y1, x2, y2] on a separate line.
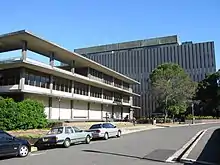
[47, 127, 63, 135]
[89, 124, 102, 129]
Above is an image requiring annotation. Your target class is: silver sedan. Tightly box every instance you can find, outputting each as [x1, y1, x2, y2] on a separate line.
[88, 123, 121, 140]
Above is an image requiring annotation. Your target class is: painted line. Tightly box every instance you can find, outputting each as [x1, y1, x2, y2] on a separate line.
[181, 158, 219, 165]
[181, 129, 207, 160]
[30, 151, 46, 156]
[165, 130, 204, 162]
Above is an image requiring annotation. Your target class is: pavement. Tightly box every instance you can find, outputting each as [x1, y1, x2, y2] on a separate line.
[1, 123, 220, 165]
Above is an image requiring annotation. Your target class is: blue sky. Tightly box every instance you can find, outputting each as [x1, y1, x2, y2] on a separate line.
[0, 0, 219, 69]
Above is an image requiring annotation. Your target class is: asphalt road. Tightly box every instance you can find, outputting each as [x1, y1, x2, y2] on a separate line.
[1, 123, 220, 165]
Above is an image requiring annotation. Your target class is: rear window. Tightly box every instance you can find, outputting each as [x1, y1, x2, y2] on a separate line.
[89, 124, 102, 129]
[47, 127, 63, 135]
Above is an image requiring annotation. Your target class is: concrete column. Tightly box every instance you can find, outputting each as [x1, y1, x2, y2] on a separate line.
[21, 41, 27, 60]
[101, 88, 103, 100]
[49, 52, 55, 67]
[49, 75, 53, 94]
[112, 77, 115, 86]
[101, 104, 103, 120]
[121, 106, 123, 119]
[19, 68, 25, 90]
[70, 60, 75, 73]
[112, 105, 114, 119]
[71, 100, 74, 119]
[49, 97, 52, 119]
[88, 68, 91, 78]
[87, 102, 90, 120]
[88, 85, 91, 97]
[129, 108, 134, 120]
[71, 80, 74, 97]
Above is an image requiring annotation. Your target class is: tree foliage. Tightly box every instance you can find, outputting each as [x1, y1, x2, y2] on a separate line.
[150, 63, 197, 116]
[195, 71, 220, 116]
[0, 97, 48, 130]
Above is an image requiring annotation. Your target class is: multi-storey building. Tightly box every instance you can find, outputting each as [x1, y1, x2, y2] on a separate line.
[75, 35, 216, 117]
[0, 30, 140, 121]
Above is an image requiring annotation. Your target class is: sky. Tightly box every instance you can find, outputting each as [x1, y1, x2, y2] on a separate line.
[0, 0, 219, 69]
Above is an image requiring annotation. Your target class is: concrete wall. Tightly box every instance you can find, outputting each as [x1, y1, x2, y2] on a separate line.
[114, 106, 122, 119]
[89, 103, 101, 120]
[73, 100, 88, 119]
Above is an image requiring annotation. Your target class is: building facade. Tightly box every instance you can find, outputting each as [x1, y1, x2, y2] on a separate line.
[0, 30, 140, 121]
[75, 35, 216, 117]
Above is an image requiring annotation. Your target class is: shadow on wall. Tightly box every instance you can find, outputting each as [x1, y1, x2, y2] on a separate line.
[184, 128, 220, 165]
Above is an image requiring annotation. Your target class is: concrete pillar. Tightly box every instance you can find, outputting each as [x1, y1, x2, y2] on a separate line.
[112, 105, 114, 119]
[19, 68, 25, 90]
[70, 60, 75, 73]
[121, 106, 123, 119]
[129, 108, 134, 119]
[101, 104, 103, 120]
[88, 68, 91, 78]
[49, 52, 55, 67]
[21, 41, 27, 60]
[49, 75, 53, 93]
[88, 85, 91, 97]
[49, 97, 52, 119]
[87, 102, 90, 120]
[71, 100, 74, 119]
[101, 88, 103, 99]
[71, 80, 74, 97]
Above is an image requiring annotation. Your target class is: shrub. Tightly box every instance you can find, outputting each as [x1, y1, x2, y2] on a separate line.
[47, 121, 63, 128]
[186, 115, 214, 120]
[0, 97, 48, 131]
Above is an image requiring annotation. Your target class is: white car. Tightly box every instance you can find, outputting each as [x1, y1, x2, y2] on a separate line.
[89, 123, 121, 140]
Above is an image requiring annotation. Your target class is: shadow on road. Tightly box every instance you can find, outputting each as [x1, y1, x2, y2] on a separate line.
[184, 128, 220, 165]
[82, 149, 166, 163]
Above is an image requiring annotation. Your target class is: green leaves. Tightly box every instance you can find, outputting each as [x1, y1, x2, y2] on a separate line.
[0, 97, 47, 131]
[150, 63, 197, 116]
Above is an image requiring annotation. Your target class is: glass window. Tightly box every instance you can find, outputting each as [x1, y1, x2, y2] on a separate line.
[89, 124, 102, 129]
[0, 132, 12, 141]
[65, 127, 74, 134]
[47, 127, 64, 135]
[72, 126, 82, 133]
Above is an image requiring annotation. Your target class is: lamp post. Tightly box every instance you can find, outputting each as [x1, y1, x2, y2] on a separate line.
[57, 97, 62, 120]
[191, 103, 195, 124]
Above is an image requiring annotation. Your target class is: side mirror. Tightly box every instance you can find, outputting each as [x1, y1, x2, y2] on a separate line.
[114, 126, 116, 128]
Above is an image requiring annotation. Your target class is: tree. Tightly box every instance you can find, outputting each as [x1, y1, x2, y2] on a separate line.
[150, 63, 197, 120]
[196, 71, 220, 116]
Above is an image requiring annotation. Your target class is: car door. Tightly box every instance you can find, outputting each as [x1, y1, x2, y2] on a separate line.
[0, 132, 18, 156]
[64, 127, 76, 144]
[108, 123, 118, 136]
[72, 127, 85, 142]
[103, 123, 114, 137]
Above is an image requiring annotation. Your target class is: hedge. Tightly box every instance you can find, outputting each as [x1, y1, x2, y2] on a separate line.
[0, 97, 48, 131]
[186, 115, 215, 120]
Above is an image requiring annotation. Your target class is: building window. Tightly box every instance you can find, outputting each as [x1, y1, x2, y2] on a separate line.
[114, 92, 122, 102]
[103, 89, 113, 100]
[122, 82, 129, 90]
[103, 74, 113, 85]
[123, 95, 130, 103]
[53, 77, 72, 93]
[74, 81, 88, 95]
[90, 86, 102, 98]
[89, 68, 102, 81]
[0, 68, 20, 86]
[114, 78, 122, 88]
[25, 69, 50, 89]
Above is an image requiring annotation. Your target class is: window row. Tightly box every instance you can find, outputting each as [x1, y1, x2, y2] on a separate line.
[0, 68, 20, 86]
[53, 76, 72, 93]
[74, 82, 88, 96]
[90, 86, 102, 98]
[103, 90, 113, 100]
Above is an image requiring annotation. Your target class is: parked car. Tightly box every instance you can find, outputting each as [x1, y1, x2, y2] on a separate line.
[34, 126, 92, 149]
[88, 123, 121, 140]
[0, 130, 31, 158]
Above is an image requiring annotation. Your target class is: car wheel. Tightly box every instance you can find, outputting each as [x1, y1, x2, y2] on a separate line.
[63, 138, 71, 148]
[117, 130, 121, 138]
[85, 135, 91, 144]
[18, 145, 29, 157]
[103, 133, 108, 140]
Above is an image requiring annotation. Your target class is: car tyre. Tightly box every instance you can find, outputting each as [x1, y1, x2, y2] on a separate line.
[63, 138, 71, 148]
[103, 133, 108, 140]
[18, 145, 29, 157]
[85, 135, 91, 144]
[116, 130, 121, 138]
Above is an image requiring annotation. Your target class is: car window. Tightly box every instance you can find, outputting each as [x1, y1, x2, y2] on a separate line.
[72, 126, 82, 133]
[108, 123, 116, 128]
[103, 123, 111, 128]
[0, 132, 12, 141]
[47, 127, 63, 135]
[89, 124, 102, 129]
[65, 127, 74, 134]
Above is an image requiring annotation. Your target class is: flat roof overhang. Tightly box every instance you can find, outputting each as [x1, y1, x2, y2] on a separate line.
[0, 59, 140, 97]
[0, 30, 140, 85]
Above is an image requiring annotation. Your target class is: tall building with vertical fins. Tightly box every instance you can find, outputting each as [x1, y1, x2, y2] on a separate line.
[75, 35, 216, 117]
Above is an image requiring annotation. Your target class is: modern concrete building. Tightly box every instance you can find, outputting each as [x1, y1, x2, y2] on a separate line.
[0, 30, 140, 121]
[75, 35, 216, 117]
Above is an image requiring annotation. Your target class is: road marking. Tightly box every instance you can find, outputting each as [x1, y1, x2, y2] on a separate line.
[181, 129, 207, 160]
[181, 158, 219, 165]
[165, 130, 204, 162]
[30, 151, 46, 156]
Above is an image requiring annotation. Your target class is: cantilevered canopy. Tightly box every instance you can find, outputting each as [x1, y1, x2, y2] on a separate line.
[0, 30, 140, 84]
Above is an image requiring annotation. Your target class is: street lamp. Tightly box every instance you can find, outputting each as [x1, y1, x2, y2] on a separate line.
[56, 97, 62, 120]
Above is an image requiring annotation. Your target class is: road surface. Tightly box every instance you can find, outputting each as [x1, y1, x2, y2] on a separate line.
[1, 123, 220, 165]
